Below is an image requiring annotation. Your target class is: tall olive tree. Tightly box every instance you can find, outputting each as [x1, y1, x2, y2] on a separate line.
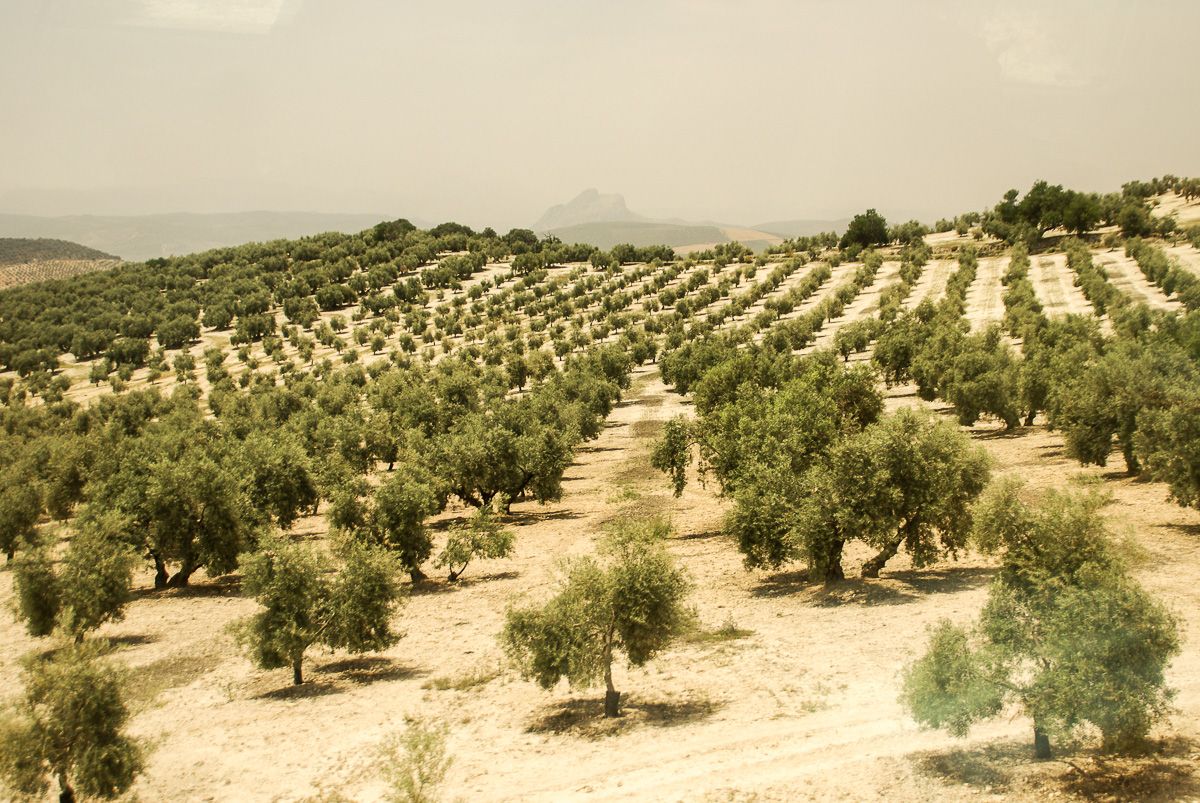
[902, 481, 1179, 758]
[0, 646, 142, 803]
[235, 537, 404, 685]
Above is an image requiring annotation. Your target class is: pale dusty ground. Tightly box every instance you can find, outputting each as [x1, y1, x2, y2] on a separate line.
[903, 258, 955, 310]
[1093, 250, 1181, 313]
[1028, 253, 1095, 318]
[1154, 193, 1200, 226]
[3, 361, 1199, 802]
[1166, 243, 1200, 277]
[963, 257, 1008, 331]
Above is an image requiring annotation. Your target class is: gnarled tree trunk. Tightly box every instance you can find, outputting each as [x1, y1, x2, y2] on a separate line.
[293, 656, 304, 685]
[1034, 726, 1051, 759]
[166, 558, 198, 588]
[821, 538, 846, 583]
[861, 535, 903, 578]
[151, 552, 169, 590]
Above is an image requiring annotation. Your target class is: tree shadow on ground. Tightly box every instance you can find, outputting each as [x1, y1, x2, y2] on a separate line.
[578, 444, 623, 454]
[506, 509, 583, 527]
[806, 579, 922, 607]
[526, 693, 722, 739]
[314, 656, 426, 685]
[676, 529, 724, 542]
[914, 736, 1199, 802]
[133, 574, 242, 600]
[101, 633, 157, 649]
[883, 566, 996, 595]
[752, 566, 994, 605]
[1057, 738, 1200, 801]
[408, 570, 521, 596]
[1101, 469, 1138, 482]
[1155, 522, 1200, 539]
[971, 425, 1032, 441]
[912, 739, 1025, 792]
[750, 570, 812, 598]
[254, 680, 340, 701]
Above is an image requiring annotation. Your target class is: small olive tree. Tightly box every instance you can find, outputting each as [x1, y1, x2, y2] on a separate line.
[0, 645, 142, 803]
[235, 537, 404, 685]
[11, 514, 139, 640]
[360, 462, 445, 581]
[380, 717, 452, 803]
[502, 517, 692, 717]
[0, 471, 42, 562]
[434, 500, 515, 582]
[902, 481, 1179, 758]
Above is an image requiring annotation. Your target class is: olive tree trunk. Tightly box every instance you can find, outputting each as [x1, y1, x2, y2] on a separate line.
[602, 627, 620, 718]
[861, 535, 903, 578]
[1034, 727, 1051, 759]
[58, 772, 75, 803]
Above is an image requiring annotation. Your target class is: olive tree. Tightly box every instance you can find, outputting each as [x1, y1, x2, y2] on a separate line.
[0, 470, 42, 562]
[729, 408, 988, 581]
[943, 326, 1023, 429]
[435, 500, 515, 582]
[358, 462, 445, 581]
[0, 646, 142, 803]
[502, 518, 691, 717]
[235, 537, 404, 685]
[12, 514, 138, 640]
[902, 481, 1179, 758]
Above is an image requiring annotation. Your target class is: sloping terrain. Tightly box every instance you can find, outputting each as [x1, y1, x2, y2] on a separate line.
[2, 190, 1200, 801]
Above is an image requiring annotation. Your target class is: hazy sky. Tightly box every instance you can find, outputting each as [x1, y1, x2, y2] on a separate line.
[2, 0, 1198, 229]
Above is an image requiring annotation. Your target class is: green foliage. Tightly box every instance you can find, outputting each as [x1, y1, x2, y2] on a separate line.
[0, 467, 42, 560]
[814, 408, 990, 578]
[833, 318, 878, 361]
[903, 482, 1180, 757]
[0, 645, 142, 802]
[358, 462, 445, 580]
[944, 326, 1023, 428]
[434, 502, 515, 581]
[89, 415, 263, 588]
[839, 209, 889, 249]
[12, 514, 139, 640]
[502, 517, 691, 716]
[235, 536, 404, 685]
[900, 621, 1003, 737]
[11, 538, 59, 637]
[381, 718, 452, 803]
[650, 416, 694, 497]
[1136, 387, 1200, 509]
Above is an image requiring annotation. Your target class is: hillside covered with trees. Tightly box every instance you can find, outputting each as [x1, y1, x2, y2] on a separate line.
[0, 237, 117, 264]
[2, 175, 1200, 801]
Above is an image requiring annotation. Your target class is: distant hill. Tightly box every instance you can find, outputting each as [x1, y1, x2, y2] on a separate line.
[537, 190, 787, 252]
[548, 221, 729, 250]
[534, 189, 644, 232]
[753, 218, 850, 239]
[0, 237, 118, 264]
[0, 211, 397, 261]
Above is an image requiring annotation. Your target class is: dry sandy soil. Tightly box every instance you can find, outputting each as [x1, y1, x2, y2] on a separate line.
[1028, 253, 1095, 318]
[1093, 250, 1181, 313]
[1166, 244, 1200, 277]
[3, 359, 1199, 802]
